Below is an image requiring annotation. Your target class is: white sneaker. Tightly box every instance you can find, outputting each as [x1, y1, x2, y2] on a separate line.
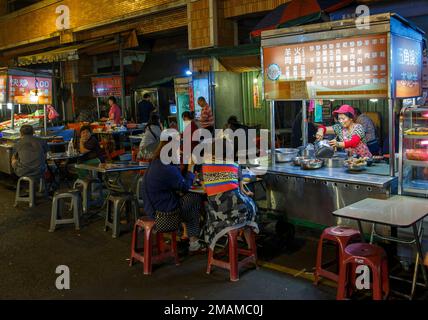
[189, 240, 206, 253]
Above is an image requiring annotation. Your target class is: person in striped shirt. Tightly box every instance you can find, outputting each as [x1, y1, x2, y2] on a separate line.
[197, 96, 214, 135]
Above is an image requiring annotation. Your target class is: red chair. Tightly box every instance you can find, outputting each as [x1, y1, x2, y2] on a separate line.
[129, 217, 179, 275]
[337, 243, 389, 300]
[207, 227, 258, 282]
[314, 226, 362, 285]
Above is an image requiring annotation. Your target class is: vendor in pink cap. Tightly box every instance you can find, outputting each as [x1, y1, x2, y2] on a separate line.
[316, 104, 372, 158]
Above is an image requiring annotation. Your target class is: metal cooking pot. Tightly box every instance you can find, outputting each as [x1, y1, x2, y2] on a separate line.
[321, 157, 345, 168]
[275, 148, 299, 162]
[293, 156, 309, 166]
[315, 140, 334, 158]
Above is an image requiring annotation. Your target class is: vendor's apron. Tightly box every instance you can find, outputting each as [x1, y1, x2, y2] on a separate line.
[342, 128, 372, 158]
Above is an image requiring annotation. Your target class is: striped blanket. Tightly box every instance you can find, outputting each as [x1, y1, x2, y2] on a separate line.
[202, 163, 239, 196]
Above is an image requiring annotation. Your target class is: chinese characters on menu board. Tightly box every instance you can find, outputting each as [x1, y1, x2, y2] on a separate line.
[263, 34, 389, 100]
[9, 76, 52, 104]
[92, 76, 122, 97]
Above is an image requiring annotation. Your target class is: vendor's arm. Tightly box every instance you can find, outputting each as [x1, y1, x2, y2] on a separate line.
[329, 135, 361, 149]
[316, 125, 335, 140]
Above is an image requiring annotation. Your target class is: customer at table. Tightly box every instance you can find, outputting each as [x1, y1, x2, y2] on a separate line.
[201, 139, 259, 251]
[354, 108, 380, 155]
[107, 96, 122, 125]
[138, 113, 161, 161]
[77, 125, 104, 178]
[11, 125, 48, 178]
[79, 125, 104, 163]
[142, 140, 204, 252]
[316, 105, 372, 158]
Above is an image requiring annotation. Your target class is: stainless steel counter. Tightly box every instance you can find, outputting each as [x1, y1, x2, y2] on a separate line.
[262, 163, 397, 188]
[257, 162, 398, 230]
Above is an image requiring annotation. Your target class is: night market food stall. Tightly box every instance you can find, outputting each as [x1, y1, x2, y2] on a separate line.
[0, 68, 53, 174]
[259, 13, 425, 230]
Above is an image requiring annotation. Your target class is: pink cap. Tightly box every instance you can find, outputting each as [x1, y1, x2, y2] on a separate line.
[332, 104, 355, 118]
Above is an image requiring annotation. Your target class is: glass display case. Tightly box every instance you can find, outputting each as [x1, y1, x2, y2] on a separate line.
[399, 106, 428, 197]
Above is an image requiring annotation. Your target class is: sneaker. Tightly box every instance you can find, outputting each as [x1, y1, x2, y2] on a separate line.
[189, 240, 206, 254]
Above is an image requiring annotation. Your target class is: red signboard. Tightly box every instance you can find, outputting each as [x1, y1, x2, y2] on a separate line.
[263, 34, 389, 99]
[92, 76, 122, 97]
[9, 75, 52, 104]
[91, 76, 136, 97]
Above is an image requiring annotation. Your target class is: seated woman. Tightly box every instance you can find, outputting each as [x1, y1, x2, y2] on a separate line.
[201, 139, 259, 251]
[77, 125, 104, 179]
[138, 113, 162, 162]
[142, 140, 204, 252]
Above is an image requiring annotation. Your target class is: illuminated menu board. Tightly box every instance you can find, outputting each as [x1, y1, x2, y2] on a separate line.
[92, 76, 122, 97]
[263, 34, 389, 100]
[9, 75, 52, 104]
[392, 35, 423, 98]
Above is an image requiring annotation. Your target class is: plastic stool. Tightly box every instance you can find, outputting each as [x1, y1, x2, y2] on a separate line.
[14, 176, 45, 208]
[135, 175, 145, 207]
[314, 226, 362, 285]
[129, 217, 179, 275]
[104, 192, 138, 238]
[73, 178, 103, 213]
[207, 226, 258, 282]
[49, 190, 81, 232]
[337, 243, 389, 300]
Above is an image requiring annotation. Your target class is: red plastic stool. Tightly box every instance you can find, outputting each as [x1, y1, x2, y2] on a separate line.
[337, 243, 389, 300]
[129, 217, 179, 275]
[206, 227, 258, 282]
[314, 226, 362, 285]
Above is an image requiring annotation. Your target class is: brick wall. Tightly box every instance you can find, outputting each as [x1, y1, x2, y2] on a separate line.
[223, 0, 291, 18]
[217, 0, 235, 47]
[190, 57, 212, 73]
[0, 0, 185, 50]
[188, 0, 212, 49]
[0, 0, 7, 16]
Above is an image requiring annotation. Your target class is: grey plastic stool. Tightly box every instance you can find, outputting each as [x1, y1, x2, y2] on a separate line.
[104, 192, 138, 238]
[14, 176, 45, 208]
[73, 178, 103, 213]
[49, 189, 82, 232]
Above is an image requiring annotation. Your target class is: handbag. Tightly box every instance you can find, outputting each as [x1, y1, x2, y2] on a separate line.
[143, 164, 181, 233]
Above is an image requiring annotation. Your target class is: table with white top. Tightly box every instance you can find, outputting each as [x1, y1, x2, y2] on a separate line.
[333, 195, 428, 299]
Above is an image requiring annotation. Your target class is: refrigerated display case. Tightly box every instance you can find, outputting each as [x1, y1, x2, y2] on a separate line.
[399, 106, 428, 197]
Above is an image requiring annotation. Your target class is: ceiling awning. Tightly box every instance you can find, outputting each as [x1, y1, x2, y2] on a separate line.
[16, 39, 116, 66]
[178, 43, 260, 59]
[132, 51, 189, 89]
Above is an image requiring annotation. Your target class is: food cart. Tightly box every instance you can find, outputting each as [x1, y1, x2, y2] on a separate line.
[0, 68, 53, 174]
[260, 13, 425, 229]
